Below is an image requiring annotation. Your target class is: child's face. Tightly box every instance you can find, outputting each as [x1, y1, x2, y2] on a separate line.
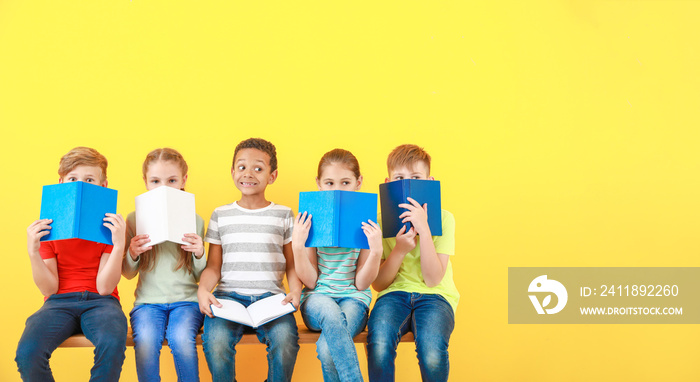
[316, 163, 362, 191]
[386, 161, 434, 182]
[231, 148, 277, 195]
[60, 165, 107, 187]
[144, 160, 187, 191]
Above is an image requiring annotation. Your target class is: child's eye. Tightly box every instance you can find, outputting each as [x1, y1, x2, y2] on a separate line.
[152, 180, 160, 184]
[68, 177, 77, 182]
[342, 181, 350, 185]
[395, 176, 404, 180]
[255, 167, 262, 172]
[238, 165, 245, 171]
[325, 181, 333, 186]
[169, 179, 177, 183]
[86, 178, 95, 183]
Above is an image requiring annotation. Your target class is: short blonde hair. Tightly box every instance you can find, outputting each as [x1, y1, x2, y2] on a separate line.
[386, 144, 431, 175]
[58, 147, 108, 183]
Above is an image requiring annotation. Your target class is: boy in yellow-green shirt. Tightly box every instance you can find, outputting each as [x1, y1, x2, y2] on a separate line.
[368, 144, 459, 382]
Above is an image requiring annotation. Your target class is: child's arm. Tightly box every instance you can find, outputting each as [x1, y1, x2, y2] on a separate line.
[96, 213, 127, 295]
[122, 215, 151, 279]
[197, 243, 222, 318]
[26, 219, 59, 296]
[372, 225, 416, 291]
[400, 198, 449, 287]
[355, 220, 383, 290]
[282, 242, 303, 308]
[291, 212, 319, 289]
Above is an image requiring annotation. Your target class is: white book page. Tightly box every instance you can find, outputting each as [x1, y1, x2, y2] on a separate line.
[247, 293, 296, 327]
[135, 187, 168, 246]
[211, 299, 254, 327]
[164, 187, 196, 245]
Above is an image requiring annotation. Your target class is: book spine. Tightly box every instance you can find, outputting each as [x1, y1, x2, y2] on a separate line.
[75, 182, 83, 238]
[333, 191, 340, 246]
[404, 181, 411, 232]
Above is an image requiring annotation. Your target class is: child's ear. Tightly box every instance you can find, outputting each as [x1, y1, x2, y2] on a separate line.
[384, 177, 390, 183]
[428, 176, 435, 181]
[316, 177, 322, 191]
[58, 177, 64, 184]
[142, 176, 148, 188]
[268, 169, 278, 184]
[356, 175, 363, 190]
[182, 174, 188, 189]
[101, 180, 109, 188]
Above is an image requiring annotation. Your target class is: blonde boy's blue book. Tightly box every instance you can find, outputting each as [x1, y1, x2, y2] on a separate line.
[379, 179, 442, 238]
[39, 181, 118, 245]
[298, 190, 378, 249]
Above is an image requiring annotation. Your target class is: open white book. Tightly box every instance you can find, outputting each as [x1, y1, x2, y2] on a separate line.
[210, 293, 296, 328]
[135, 186, 196, 246]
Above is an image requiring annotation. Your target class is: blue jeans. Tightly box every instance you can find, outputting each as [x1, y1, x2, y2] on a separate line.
[130, 301, 204, 382]
[202, 291, 299, 382]
[15, 291, 128, 382]
[367, 292, 455, 382]
[301, 294, 369, 382]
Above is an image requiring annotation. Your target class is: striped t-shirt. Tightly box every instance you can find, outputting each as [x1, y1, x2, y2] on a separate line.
[301, 247, 372, 307]
[205, 202, 293, 295]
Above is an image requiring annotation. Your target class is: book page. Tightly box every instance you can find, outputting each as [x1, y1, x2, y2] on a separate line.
[211, 299, 254, 327]
[247, 293, 296, 327]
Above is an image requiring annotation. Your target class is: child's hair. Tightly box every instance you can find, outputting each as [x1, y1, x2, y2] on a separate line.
[142, 148, 189, 190]
[58, 147, 108, 183]
[317, 148, 361, 179]
[387, 144, 431, 175]
[139, 147, 194, 274]
[233, 138, 278, 172]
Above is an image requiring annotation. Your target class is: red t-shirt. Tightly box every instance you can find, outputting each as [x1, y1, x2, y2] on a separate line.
[39, 239, 120, 299]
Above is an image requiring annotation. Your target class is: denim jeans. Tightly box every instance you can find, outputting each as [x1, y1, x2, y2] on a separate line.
[367, 291, 455, 382]
[301, 294, 369, 382]
[130, 301, 204, 382]
[202, 291, 299, 382]
[15, 291, 128, 382]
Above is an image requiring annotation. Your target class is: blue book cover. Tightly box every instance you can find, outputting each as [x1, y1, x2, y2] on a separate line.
[298, 190, 378, 249]
[39, 182, 118, 245]
[379, 179, 442, 238]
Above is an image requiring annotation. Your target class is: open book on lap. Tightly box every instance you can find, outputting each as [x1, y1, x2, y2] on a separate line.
[211, 293, 296, 328]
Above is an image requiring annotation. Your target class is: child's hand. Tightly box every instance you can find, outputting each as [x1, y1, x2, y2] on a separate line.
[27, 219, 52, 256]
[182, 233, 205, 258]
[394, 225, 417, 255]
[104, 213, 126, 248]
[198, 287, 221, 318]
[398, 197, 430, 235]
[361, 220, 383, 254]
[129, 234, 152, 260]
[282, 290, 301, 309]
[292, 212, 312, 247]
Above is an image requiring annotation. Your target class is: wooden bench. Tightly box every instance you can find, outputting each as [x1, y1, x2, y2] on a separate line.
[59, 326, 415, 350]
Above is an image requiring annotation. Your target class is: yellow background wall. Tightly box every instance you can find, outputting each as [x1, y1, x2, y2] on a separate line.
[1, 1, 699, 381]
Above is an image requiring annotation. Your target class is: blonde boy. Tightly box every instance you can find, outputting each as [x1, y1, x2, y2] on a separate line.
[16, 147, 127, 381]
[197, 138, 301, 382]
[368, 144, 459, 382]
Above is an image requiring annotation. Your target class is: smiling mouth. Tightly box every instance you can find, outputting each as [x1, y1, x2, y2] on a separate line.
[240, 182, 257, 186]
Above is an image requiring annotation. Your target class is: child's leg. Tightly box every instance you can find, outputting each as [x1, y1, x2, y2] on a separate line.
[202, 306, 245, 382]
[130, 304, 168, 382]
[256, 311, 299, 382]
[411, 294, 455, 382]
[164, 302, 204, 382]
[80, 294, 128, 382]
[366, 292, 413, 382]
[15, 293, 83, 381]
[301, 294, 367, 382]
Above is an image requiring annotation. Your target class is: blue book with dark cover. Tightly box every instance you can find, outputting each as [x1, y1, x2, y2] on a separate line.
[39, 182, 118, 245]
[298, 190, 378, 249]
[379, 179, 442, 238]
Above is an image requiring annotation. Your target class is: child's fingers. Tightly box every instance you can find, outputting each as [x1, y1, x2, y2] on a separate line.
[405, 197, 422, 208]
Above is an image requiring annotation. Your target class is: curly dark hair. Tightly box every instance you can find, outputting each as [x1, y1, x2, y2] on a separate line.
[232, 137, 278, 172]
